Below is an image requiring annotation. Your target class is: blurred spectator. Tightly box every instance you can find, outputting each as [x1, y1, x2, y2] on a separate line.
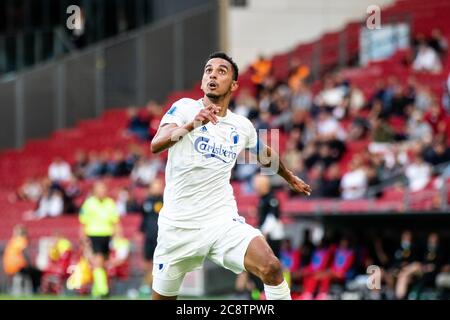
[390, 85, 410, 117]
[296, 238, 333, 300]
[130, 157, 161, 187]
[299, 229, 316, 268]
[271, 97, 292, 131]
[48, 157, 72, 183]
[139, 178, 164, 296]
[63, 176, 81, 214]
[346, 84, 366, 116]
[414, 85, 433, 113]
[392, 230, 419, 268]
[255, 111, 271, 131]
[126, 107, 149, 141]
[73, 150, 89, 179]
[251, 55, 272, 96]
[384, 230, 419, 297]
[66, 238, 93, 293]
[105, 150, 130, 177]
[315, 76, 347, 112]
[234, 88, 258, 118]
[146, 101, 164, 141]
[116, 187, 140, 216]
[407, 111, 433, 143]
[2, 225, 42, 294]
[371, 117, 395, 143]
[23, 186, 64, 220]
[254, 174, 284, 258]
[283, 140, 304, 176]
[436, 257, 450, 299]
[412, 40, 442, 73]
[40, 234, 73, 294]
[316, 110, 346, 141]
[340, 155, 368, 200]
[405, 153, 432, 192]
[317, 164, 342, 198]
[428, 28, 448, 58]
[424, 103, 447, 134]
[125, 144, 144, 171]
[348, 117, 369, 141]
[234, 153, 259, 191]
[291, 81, 312, 112]
[287, 59, 310, 91]
[395, 233, 445, 300]
[314, 237, 355, 300]
[280, 238, 300, 275]
[107, 233, 131, 283]
[84, 151, 106, 179]
[15, 177, 43, 202]
[422, 139, 450, 166]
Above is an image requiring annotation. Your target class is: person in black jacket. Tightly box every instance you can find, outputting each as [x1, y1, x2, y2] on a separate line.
[384, 230, 419, 298]
[254, 174, 284, 258]
[139, 178, 164, 295]
[395, 233, 445, 299]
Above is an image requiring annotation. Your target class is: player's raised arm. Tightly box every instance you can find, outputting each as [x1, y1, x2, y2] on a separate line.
[256, 143, 312, 196]
[150, 104, 220, 154]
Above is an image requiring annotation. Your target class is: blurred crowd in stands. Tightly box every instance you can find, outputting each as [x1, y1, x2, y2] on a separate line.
[230, 30, 450, 201]
[10, 142, 163, 220]
[8, 28, 450, 220]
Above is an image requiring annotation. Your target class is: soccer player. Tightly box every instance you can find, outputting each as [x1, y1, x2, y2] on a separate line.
[150, 52, 312, 300]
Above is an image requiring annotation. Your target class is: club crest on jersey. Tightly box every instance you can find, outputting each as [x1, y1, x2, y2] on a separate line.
[230, 130, 239, 144]
[200, 126, 208, 132]
[194, 136, 237, 163]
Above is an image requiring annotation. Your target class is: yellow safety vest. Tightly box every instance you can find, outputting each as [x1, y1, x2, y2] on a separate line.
[79, 197, 119, 236]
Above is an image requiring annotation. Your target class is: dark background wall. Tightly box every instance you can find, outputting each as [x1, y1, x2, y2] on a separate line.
[0, 1, 219, 150]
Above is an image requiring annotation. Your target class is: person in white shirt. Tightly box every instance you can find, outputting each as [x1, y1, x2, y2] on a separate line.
[412, 43, 442, 73]
[340, 157, 368, 200]
[23, 188, 64, 220]
[149, 52, 311, 300]
[405, 154, 432, 192]
[48, 157, 72, 182]
[316, 110, 346, 141]
[130, 157, 161, 187]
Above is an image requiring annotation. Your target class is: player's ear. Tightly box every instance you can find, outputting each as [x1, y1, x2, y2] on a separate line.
[231, 81, 239, 92]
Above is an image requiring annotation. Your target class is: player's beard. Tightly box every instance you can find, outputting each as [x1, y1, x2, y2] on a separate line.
[205, 85, 232, 102]
[206, 92, 221, 101]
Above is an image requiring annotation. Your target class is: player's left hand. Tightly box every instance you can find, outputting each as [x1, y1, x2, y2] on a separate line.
[288, 175, 312, 196]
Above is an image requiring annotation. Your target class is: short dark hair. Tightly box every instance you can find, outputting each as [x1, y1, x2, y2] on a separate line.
[207, 52, 239, 81]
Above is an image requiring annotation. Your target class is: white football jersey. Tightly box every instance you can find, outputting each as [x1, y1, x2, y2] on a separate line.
[157, 98, 258, 228]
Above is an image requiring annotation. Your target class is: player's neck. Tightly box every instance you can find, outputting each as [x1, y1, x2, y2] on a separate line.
[202, 96, 229, 117]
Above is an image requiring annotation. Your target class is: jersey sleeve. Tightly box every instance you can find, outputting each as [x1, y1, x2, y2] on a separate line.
[159, 99, 192, 127]
[245, 120, 258, 150]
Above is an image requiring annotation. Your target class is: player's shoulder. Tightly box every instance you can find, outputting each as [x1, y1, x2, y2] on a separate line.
[166, 98, 201, 117]
[230, 112, 255, 130]
[172, 98, 202, 109]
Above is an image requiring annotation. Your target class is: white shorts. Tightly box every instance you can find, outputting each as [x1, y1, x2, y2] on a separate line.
[152, 216, 262, 297]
